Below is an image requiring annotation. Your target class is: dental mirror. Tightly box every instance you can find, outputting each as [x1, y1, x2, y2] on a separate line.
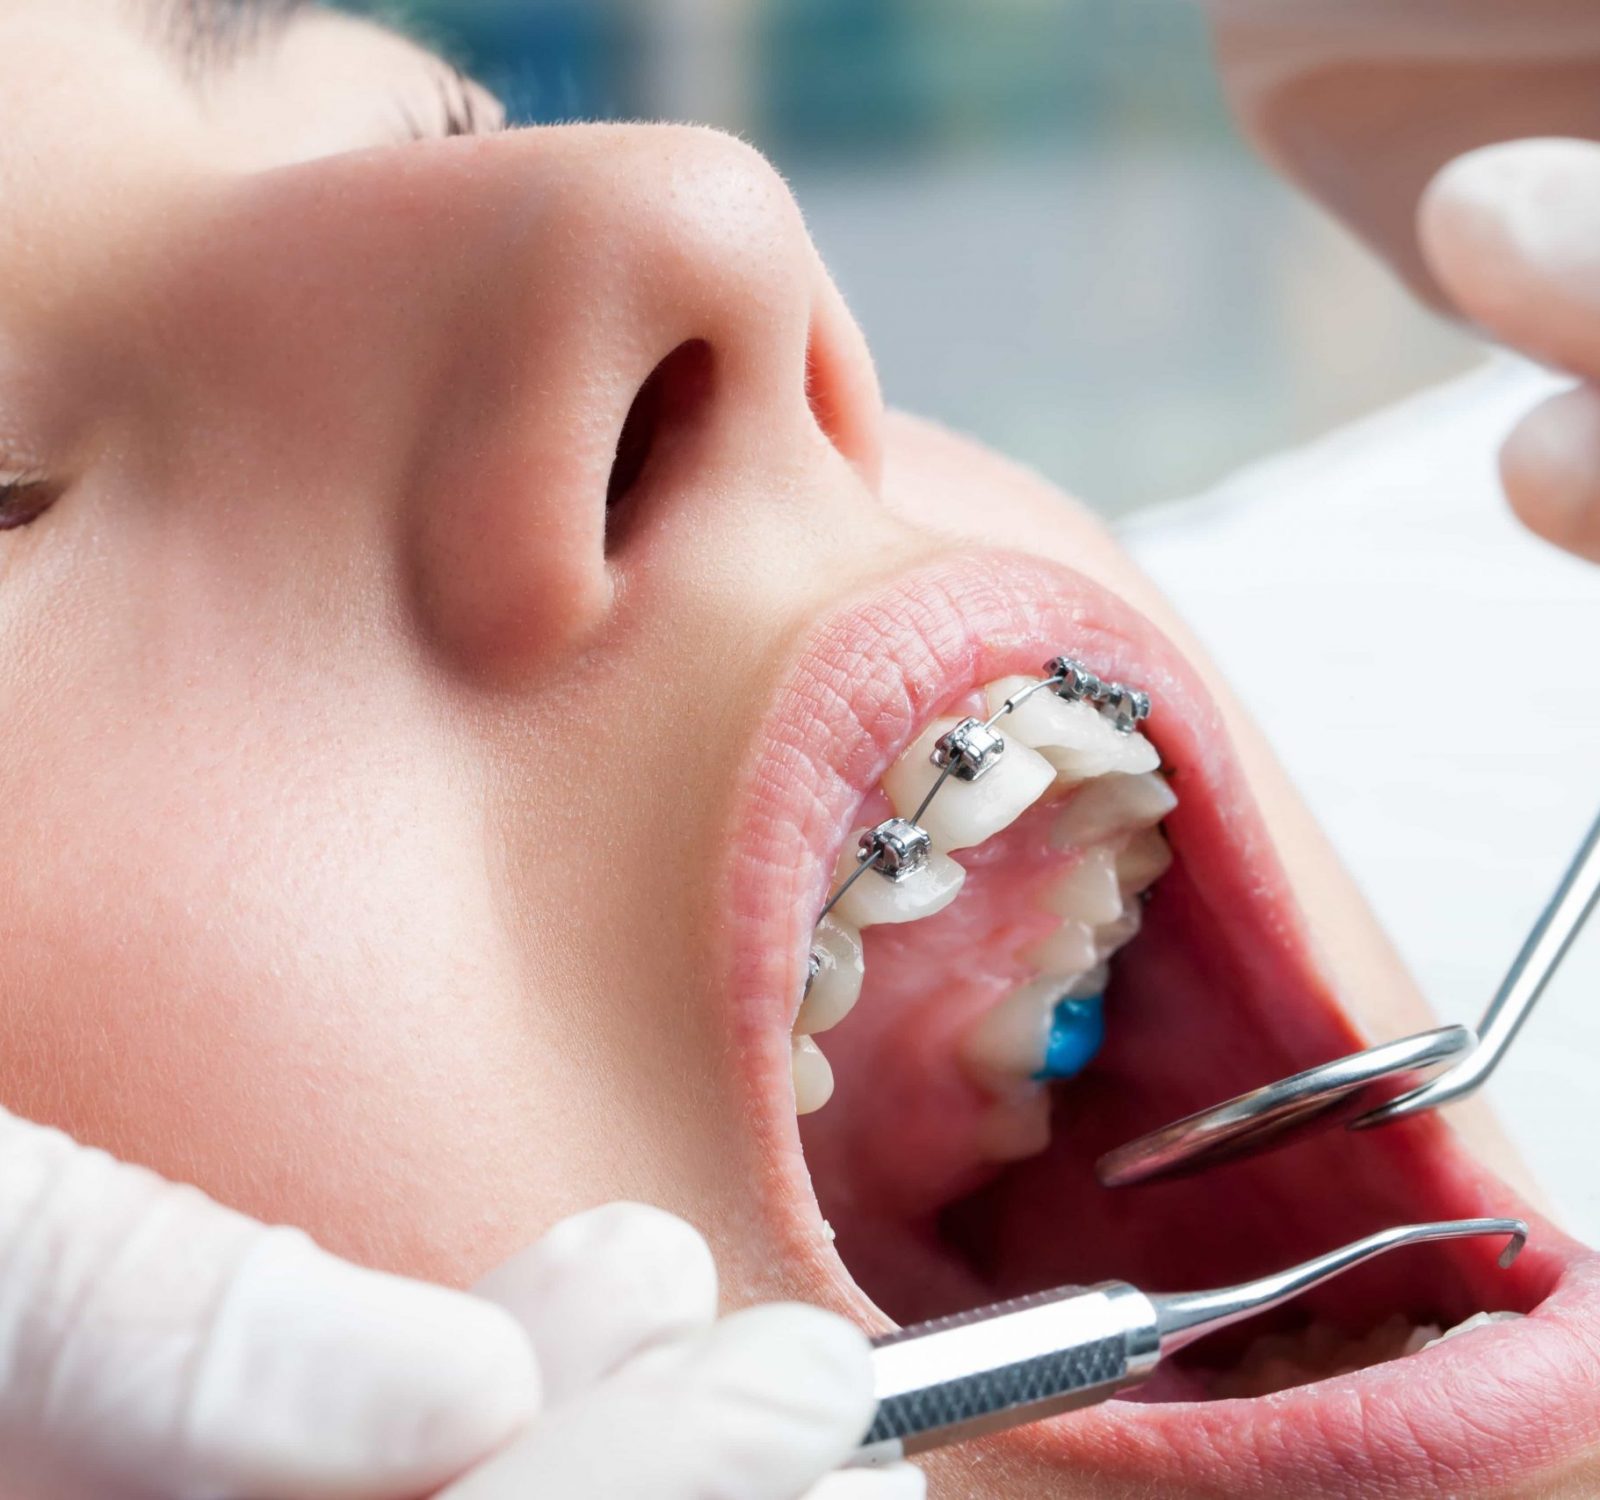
[1099, 803, 1600, 1188]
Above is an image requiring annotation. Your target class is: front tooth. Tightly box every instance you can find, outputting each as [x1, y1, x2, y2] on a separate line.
[985, 677, 1159, 782]
[791, 1035, 835, 1114]
[881, 717, 1055, 852]
[796, 915, 864, 1036]
[1052, 771, 1177, 848]
[1041, 846, 1123, 926]
[1116, 827, 1173, 897]
[829, 836, 965, 929]
[1026, 916, 1098, 975]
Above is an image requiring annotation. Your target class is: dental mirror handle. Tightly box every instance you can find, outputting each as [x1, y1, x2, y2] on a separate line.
[852, 1218, 1525, 1465]
[1357, 803, 1600, 1128]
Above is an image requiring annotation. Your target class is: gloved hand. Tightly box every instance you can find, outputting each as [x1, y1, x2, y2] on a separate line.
[1201, 0, 1600, 308]
[0, 1105, 538, 1500]
[0, 1107, 917, 1500]
[1418, 139, 1600, 564]
[1199, 2, 1600, 564]
[450, 1201, 922, 1500]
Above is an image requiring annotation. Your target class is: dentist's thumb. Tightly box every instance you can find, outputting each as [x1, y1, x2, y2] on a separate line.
[0, 1106, 539, 1500]
[1420, 137, 1600, 563]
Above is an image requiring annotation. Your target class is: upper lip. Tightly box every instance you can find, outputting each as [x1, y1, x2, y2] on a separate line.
[722, 547, 1600, 1496]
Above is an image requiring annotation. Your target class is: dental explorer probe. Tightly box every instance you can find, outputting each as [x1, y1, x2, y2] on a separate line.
[852, 1217, 1525, 1465]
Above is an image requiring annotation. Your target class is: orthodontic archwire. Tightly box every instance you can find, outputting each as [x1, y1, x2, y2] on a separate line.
[811, 656, 1152, 944]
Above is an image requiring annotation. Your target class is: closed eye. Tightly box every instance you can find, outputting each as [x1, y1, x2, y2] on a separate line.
[399, 65, 507, 143]
[0, 475, 59, 531]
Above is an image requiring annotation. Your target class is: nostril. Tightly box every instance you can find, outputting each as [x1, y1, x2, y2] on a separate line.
[605, 339, 714, 554]
[803, 295, 883, 485]
[804, 324, 850, 459]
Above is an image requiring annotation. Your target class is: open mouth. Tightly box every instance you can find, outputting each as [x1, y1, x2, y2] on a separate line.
[727, 550, 1600, 1496]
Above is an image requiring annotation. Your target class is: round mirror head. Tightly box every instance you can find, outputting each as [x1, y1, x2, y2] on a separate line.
[1095, 1025, 1476, 1188]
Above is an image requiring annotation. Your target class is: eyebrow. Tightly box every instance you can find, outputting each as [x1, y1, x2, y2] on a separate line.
[139, 0, 312, 82]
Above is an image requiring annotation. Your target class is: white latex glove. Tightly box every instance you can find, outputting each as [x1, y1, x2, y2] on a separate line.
[451, 1201, 922, 1500]
[1420, 139, 1600, 563]
[0, 1106, 539, 1500]
[0, 1108, 917, 1500]
[1200, 0, 1600, 307]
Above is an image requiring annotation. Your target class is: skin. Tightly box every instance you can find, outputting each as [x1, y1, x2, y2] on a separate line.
[1207, 2, 1600, 560]
[0, 1, 1560, 1494]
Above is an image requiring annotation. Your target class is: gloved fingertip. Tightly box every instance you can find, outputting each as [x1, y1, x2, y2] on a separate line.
[472, 1203, 717, 1403]
[1501, 382, 1600, 563]
[191, 1233, 542, 1495]
[703, 1303, 878, 1445]
[802, 1462, 927, 1500]
[475, 1202, 715, 1319]
[1420, 139, 1600, 364]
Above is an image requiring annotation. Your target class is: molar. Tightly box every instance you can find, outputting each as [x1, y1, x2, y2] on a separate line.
[974, 1086, 1053, 1162]
[984, 677, 1158, 782]
[882, 716, 1055, 852]
[1116, 826, 1173, 897]
[828, 836, 965, 929]
[964, 974, 1109, 1092]
[1419, 1310, 1525, 1352]
[1092, 904, 1142, 966]
[1025, 915, 1098, 975]
[796, 915, 864, 1036]
[1041, 846, 1123, 927]
[1066, 962, 1109, 998]
[1051, 770, 1176, 848]
[792, 1035, 835, 1114]
[962, 976, 1061, 1079]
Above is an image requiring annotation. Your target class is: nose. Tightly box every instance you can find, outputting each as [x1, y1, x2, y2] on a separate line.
[162, 125, 882, 678]
[422, 126, 882, 670]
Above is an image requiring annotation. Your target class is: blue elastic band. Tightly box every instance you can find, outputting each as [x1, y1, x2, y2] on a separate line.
[1033, 994, 1105, 1081]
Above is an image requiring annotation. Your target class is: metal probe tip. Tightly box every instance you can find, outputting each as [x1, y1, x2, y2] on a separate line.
[1151, 1217, 1528, 1355]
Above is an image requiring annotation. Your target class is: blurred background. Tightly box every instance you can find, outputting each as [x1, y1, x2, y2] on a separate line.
[340, 0, 1479, 516]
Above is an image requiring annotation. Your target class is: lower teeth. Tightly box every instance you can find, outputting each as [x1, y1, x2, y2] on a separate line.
[1419, 1307, 1526, 1351]
[1214, 1309, 1527, 1398]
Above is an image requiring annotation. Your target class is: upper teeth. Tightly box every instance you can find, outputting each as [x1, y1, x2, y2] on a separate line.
[984, 677, 1158, 781]
[796, 914, 864, 1036]
[792, 659, 1173, 1138]
[882, 716, 1055, 852]
[1051, 771, 1177, 847]
[827, 840, 965, 930]
[1042, 845, 1123, 925]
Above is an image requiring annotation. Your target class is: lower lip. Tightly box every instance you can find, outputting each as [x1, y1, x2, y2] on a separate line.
[1013, 1208, 1597, 1496]
[724, 550, 1600, 1496]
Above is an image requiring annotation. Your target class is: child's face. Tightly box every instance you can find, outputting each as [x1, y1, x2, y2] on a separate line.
[3, 4, 1597, 1496]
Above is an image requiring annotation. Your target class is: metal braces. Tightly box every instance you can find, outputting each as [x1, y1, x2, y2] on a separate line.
[814, 655, 1153, 929]
[1045, 655, 1150, 734]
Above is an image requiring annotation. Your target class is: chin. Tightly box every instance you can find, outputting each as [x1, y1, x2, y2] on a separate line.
[721, 546, 1600, 1497]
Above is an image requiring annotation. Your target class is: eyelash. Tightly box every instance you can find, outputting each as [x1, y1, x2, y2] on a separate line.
[0, 476, 58, 531]
[401, 68, 502, 142]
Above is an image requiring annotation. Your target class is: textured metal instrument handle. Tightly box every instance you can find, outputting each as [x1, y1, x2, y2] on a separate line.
[857, 1282, 1159, 1462]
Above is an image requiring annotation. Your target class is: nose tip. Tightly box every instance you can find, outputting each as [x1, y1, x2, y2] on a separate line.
[408, 124, 882, 678]
[573, 124, 883, 474]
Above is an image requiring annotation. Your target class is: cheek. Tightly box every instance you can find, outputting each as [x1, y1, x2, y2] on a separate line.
[0, 641, 555, 1279]
[880, 413, 1159, 612]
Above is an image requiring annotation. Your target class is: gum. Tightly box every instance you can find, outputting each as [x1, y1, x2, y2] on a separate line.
[800, 795, 1081, 1223]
